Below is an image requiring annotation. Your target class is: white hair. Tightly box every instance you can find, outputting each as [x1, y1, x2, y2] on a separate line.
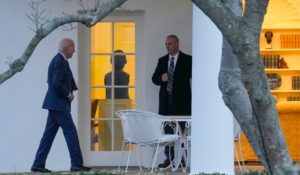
[58, 38, 73, 52]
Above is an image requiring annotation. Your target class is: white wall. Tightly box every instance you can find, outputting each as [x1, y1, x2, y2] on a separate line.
[191, 5, 234, 175]
[0, 0, 192, 173]
[0, 0, 79, 172]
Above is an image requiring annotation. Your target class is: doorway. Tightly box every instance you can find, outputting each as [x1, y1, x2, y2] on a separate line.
[78, 11, 144, 166]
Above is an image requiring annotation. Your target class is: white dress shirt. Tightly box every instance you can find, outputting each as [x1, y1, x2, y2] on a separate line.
[168, 52, 179, 68]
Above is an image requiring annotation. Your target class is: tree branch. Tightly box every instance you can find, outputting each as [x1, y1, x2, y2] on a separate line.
[243, 0, 269, 34]
[192, 0, 244, 45]
[0, 0, 127, 85]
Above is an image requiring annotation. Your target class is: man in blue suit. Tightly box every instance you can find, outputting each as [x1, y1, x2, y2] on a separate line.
[31, 38, 91, 172]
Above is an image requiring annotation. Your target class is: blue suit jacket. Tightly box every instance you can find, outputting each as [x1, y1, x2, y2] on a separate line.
[42, 53, 76, 112]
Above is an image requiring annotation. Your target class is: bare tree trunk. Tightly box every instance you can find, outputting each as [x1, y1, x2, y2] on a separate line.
[235, 1, 293, 173]
[219, 0, 270, 172]
[0, 0, 127, 85]
[192, 0, 293, 173]
[220, 39, 270, 172]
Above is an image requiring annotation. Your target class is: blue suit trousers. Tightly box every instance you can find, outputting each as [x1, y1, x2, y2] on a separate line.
[32, 110, 83, 168]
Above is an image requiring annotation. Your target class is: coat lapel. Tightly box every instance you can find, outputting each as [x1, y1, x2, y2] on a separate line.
[57, 53, 78, 91]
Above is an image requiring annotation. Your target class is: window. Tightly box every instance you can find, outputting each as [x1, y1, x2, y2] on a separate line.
[90, 22, 136, 151]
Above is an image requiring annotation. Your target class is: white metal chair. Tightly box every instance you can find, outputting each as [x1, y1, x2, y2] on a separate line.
[234, 118, 246, 172]
[116, 109, 180, 173]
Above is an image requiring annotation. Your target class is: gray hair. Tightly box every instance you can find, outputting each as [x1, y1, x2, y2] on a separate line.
[58, 38, 73, 52]
[167, 34, 179, 43]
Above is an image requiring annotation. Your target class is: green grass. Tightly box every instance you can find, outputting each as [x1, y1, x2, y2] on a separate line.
[4, 169, 268, 175]
[4, 169, 123, 175]
[194, 171, 267, 175]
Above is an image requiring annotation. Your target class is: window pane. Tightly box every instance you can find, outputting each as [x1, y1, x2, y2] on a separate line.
[107, 52, 129, 87]
[113, 99, 134, 116]
[91, 120, 112, 151]
[91, 95, 113, 151]
[91, 22, 112, 53]
[90, 98, 136, 152]
[91, 55, 111, 86]
[91, 88, 106, 103]
[107, 54, 135, 87]
[91, 119, 99, 151]
[91, 88, 113, 119]
[128, 88, 136, 105]
[111, 99, 134, 151]
[99, 99, 114, 118]
[90, 98, 114, 151]
[112, 87, 135, 102]
[110, 87, 129, 99]
[113, 120, 123, 151]
[124, 55, 135, 86]
[114, 22, 135, 53]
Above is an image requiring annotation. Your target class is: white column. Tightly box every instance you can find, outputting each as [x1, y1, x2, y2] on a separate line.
[191, 5, 234, 175]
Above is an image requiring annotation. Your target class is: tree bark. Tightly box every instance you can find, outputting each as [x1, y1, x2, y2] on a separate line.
[220, 36, 271, 173]
[192, 0, 293, 173]
[219, 0, 270, 172]
[0, 0, 127, 85]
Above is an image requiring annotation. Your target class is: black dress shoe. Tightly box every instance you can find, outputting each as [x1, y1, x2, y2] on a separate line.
[70, 165, 92, 172]
[31, 167, 51, 173]
[158, 159, 171, 168]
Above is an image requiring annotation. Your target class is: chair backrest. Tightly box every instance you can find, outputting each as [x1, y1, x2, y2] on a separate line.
[185, 121, 192, 140]
[116, 109, 165, 143]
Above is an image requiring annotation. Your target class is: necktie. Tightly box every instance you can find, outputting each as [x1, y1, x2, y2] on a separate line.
[167, 57, 175, 92]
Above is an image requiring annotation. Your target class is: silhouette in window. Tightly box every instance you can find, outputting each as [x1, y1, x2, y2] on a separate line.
[104, 50, 130, 99]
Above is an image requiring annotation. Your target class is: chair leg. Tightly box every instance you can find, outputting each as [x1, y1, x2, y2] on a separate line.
[135, 145, 143, 171]
[150, 142, 160, 173]
[159, 144, 173, 171]
[238, 139, 246, 172]
[148, 146, 156, 171]
[234, 145, 243, 172]
[118, 141, 126, 172]
[182, 141, 190, 172]
[125, 143, 132, 172]
[172, 140, 185, 172]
